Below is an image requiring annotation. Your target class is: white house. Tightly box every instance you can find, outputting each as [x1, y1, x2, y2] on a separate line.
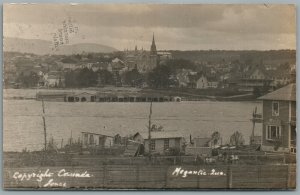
[196, 75, 209, 89]
[44, 73, 64, 88]
[196, 75, 219, 89]
[176, 69, 192, 87]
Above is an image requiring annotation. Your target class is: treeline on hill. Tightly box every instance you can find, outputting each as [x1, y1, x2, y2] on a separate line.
[169, 50, 296, 65]
[60, 52, 124, 64]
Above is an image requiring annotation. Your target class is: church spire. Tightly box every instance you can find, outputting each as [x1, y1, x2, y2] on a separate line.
[150, 33, 157, 55]
[152, 33, 155, 44]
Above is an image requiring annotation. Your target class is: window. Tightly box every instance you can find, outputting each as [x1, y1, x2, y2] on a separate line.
[272, 101, 279, 116]
[89, 134, 94, 145]
[150, 140, 155, 151]
[266, 126, 281, 140]
[164, 139, 169, 150]
[84, 134, 88, 145]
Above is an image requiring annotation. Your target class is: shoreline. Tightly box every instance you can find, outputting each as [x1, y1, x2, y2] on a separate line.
[3, 87, 259, 102]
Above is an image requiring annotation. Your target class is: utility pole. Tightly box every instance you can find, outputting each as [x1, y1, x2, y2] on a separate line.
[42, 98, 47, 151]
[70, 130, 73, 145]
[148, 101, 153, 158]
[250, 106, 257, 145]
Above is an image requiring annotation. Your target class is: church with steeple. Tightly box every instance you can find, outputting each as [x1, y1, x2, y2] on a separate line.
[149, 33, 158, 70]
[123, 34, 159, 73]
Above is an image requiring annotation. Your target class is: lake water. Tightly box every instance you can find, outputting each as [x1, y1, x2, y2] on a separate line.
[3, 94, 262, 152]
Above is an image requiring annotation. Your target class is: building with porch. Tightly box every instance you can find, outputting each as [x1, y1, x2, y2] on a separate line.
[258, 83, 296, 153]
[238, 66, 272, 92]
[142, 131, 186, 154]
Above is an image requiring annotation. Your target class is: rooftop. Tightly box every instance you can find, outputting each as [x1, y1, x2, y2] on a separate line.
[258, 83, 296, 101]
[81, 131, 115, 138]
[141, 130, 185, 140]
[112, 58, 124, 64]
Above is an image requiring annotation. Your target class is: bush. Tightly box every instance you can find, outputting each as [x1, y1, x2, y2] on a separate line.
[164, 147, 180, 156]
[230, 131, 245, 147]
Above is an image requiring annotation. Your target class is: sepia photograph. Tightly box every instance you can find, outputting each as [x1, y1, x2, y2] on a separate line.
[2, 3, 297, 190]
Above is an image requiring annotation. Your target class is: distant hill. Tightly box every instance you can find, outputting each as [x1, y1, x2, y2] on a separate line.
[3, 37, 118, 55]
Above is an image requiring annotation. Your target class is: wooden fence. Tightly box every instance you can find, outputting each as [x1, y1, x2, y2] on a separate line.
[3, 164, 296, 190]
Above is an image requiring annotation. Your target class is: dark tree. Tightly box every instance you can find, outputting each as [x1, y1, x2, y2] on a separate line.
[77, 68, 98, 87]
[230, 131, 245, 147]
[74, 54, 82, 60]
[253, 87, 261, 97]
[64, 68, 97, 88]
[64, 70, 78, 87]
[123, 69, 142, 87]
[97, 70, 114, 85]
[147, 65, 172, 88]
[165, 59, 196, 72]
[211, 131, 221, 146]
[17, 71, 39, 87]
[58, 77, 63, 88]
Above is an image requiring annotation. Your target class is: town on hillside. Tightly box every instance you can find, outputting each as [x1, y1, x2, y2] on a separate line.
[4, 35, 296, 100]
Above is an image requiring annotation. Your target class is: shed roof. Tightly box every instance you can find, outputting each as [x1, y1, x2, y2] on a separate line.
[141, 130, 185, 140]
[81, 131, 115, 138]
[258, 83, 296, 101]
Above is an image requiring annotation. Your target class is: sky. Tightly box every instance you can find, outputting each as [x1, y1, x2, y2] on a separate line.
[3, 4, 296, 51]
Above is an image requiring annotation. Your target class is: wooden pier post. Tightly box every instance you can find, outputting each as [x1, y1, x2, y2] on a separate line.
[227, 166, 232, 189]
[148, 102, 152, 159]
[165, 167, 168, 188]
[42, 99, 47, 151]
[197, 165, 200, 188]
[136, 165, 140, 188]
[103, 165, 107, 187]
[286, 164, 291, 188]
